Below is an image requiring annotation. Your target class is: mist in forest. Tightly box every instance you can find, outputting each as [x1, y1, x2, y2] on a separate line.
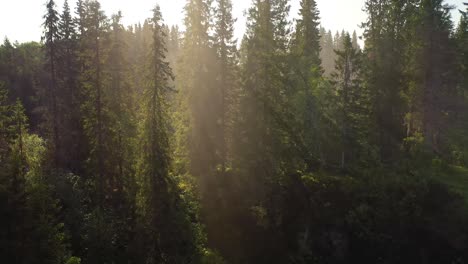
[1, 0, 468, 263]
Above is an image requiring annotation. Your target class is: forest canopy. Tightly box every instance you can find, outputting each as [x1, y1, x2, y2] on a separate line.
[1, 0, 468, 263]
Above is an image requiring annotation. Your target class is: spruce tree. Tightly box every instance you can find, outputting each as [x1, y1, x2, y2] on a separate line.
[79, 0, 109, 202]
[233, 0, 308, 262]
[42, 0, 61, 167]
[108, 11, 134, 192]
[362, 0, 414, 162]
[193, 0, 240, 257]
[76, 1, 113, 262]
[58, 0, 83, 172]
[320, 28, 335, 75]
[214, 0, 237, 172]
[332, 33, 364, 168]
[352, 30, 360, 51]
[291, 0, 323, 168]
[177, 0, 220, 213]
[167, 25, 181, 69]
[405, 0, 456, 153]
[105, 11, 137, 262]
[453, 3, 468, 150]
[293, 0, 321, 67]
[136, 6, 201, 263]
[457, 3, 468, 85]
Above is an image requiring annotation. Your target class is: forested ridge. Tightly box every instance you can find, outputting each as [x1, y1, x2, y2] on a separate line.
[1, 0, 468, 263]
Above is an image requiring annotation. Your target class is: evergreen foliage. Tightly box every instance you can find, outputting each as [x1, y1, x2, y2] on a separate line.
[1, 0, 468, 263]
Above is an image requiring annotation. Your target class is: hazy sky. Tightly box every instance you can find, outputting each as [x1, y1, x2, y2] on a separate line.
[0, 0, 464, 44]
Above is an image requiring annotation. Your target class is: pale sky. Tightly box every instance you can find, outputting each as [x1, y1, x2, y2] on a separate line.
[0, 0, 464, 44]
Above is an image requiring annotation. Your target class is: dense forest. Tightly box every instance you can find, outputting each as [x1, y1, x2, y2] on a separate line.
[1, 0, 468, 263]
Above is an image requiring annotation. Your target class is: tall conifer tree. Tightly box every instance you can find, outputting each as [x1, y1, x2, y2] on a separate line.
[43, 0, 61, 167]
[136, 6, 202, 263]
